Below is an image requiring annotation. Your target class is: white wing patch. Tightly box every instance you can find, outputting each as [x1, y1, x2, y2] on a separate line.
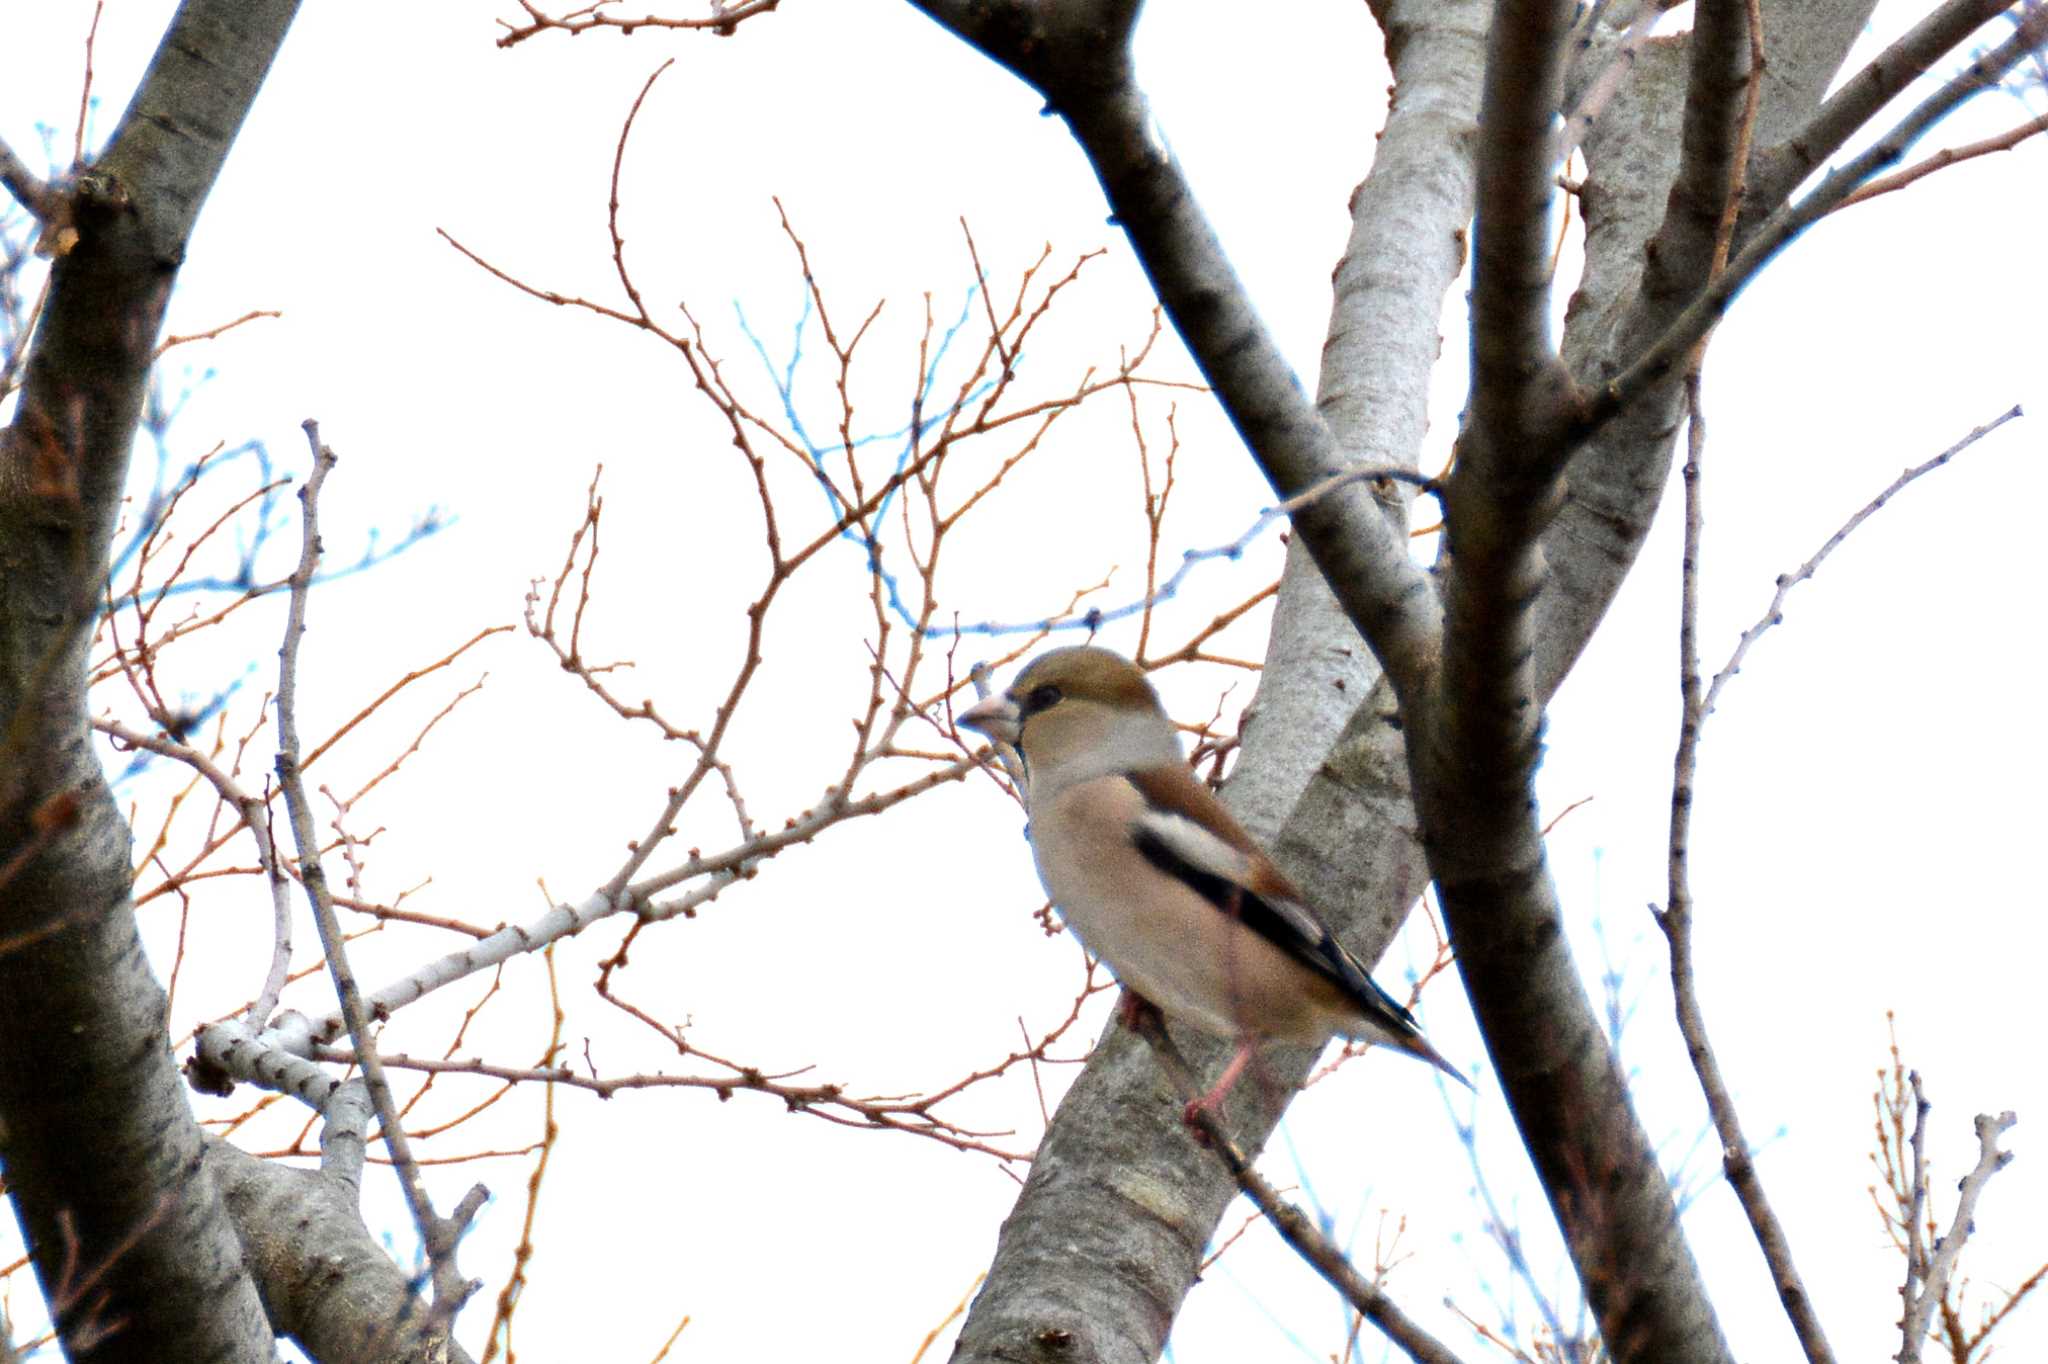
[1130, 805, 1248, 883]
[1129, 806, 1329, 954]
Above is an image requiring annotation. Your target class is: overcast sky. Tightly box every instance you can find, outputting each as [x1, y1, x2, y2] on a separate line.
[4, 4, 2046, 1361]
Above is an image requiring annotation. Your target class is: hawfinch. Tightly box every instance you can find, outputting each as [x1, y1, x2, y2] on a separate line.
[958, 645, 1468, 1114]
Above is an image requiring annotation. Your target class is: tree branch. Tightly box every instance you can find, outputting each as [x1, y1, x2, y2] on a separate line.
[273, 422, 482, 1332]
[1746, 0, 2016, 218]
[1465, 0, 1580, 471]
[1898, 1099, 2020, 1363]
[906, 0, 1445, 704]
[1125, 1007, 1469, 1364]
[1835, 107, 2048, 210]
[0, 138, 52, 221]
[207, 1131, 482, 1364]
[1702, 405, 2019, 715]
[1591, 2, 2048, 426]
[1660, 374, 1835, 1364]
[1658, 402, 2016, 1364]
[0, 3, 300, 1358]
[933, 3, 1492, 1356]
[1535, 0, 1875, 695]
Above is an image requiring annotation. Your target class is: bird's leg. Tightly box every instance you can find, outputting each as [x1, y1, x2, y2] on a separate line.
[1117, 990, 1164, 1032]
[1183, 1037, 1258, 1127]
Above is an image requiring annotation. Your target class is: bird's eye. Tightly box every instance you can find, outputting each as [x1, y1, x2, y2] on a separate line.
[1022, 684, 1063, 717]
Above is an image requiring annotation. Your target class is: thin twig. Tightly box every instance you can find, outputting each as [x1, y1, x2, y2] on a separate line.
[1899, 1094, 2020, 1363]
[1125, 1007, 1469, 1364]
[92, 717, 294, 1027]
[1661, 373, 1835, 1364]
[274, 420, 480, 1325]
[1837, 108, 2048, 211]
[153, 308, 282, 357]
[1663, 401, 2020, 1362]
[1703, 406, 2022, 717]
[1269, 464, 1441, 518]
[495, 0, 781, 47]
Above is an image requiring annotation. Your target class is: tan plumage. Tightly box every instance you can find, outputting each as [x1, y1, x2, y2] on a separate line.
[958, 645, 1469, 1113]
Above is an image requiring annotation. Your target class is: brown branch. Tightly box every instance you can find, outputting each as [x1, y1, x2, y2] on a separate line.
[477, 948, 564, 1364]
[1836, 109, 2048, 211]
[906, 0, 1442, 701]
[1659, 374, 1834, 1364]
[153, 307, 281, 357]
[495, 0, 781, 47]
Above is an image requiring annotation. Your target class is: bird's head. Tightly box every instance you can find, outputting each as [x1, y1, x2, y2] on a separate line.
[957, 646, 1179, 782]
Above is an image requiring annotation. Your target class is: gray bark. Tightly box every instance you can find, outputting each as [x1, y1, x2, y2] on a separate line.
[912, 2, 1893, 1362]
[0, 4, 296, 1361]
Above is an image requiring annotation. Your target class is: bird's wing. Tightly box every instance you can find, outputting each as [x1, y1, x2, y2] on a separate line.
[1122, 765, 1471, 1088]
[1122, 767, 1422, 1034]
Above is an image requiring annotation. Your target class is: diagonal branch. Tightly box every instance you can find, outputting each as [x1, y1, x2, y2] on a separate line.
[1591, 2, 2048, 428]
[1746, 0, 2017, 218]
[1661, 375, 1835, 1364]
[906, 0, 1444, 704]
[1126, 1006, 1469, 1364]
[0, 137, 53, 220]
[1835, 107, 2048, 209]
[273, 422, 482, 1334]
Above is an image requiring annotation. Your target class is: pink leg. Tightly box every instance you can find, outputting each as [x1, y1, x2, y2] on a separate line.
[1183, 1038, 1258, 1127]
[1117, 990, 1162, 1031]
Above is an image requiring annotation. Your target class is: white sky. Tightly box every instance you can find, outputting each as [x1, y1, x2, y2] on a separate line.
[4, 3, 2046, 1362]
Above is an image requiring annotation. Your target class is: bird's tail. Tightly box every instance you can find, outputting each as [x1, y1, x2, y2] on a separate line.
[1392, 1028, 1474, 1092]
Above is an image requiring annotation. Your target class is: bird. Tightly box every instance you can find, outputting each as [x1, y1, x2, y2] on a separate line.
[957, 644, 1469, 1119]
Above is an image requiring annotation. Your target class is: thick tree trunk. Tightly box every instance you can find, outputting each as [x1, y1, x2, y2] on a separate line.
[917, 2, 1885, 1361]
[0, 4, 299, 1360]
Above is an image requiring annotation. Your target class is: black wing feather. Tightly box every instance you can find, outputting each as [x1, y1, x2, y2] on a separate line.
[1129, 822, 1422, 1034]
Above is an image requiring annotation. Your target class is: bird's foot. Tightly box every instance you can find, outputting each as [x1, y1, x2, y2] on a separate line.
[1117, 991, 1163, 1032]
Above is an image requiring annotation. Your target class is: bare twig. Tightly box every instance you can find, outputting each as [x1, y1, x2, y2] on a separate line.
[495, 0, 782, 47]
[72, 1, 104, 169]
[274, 420, 481, 1326]
[1124, 1006, 1468, 1364]
[1702, 406, 2021, 716]
[93, 717, 294, 1027]
[1269, 463, 1441, 517]
[1898, 1096, 2021, 1363]
[1664, 397, 2019, 1361]
[1660, 373, 1835, 1364]
[1836, 109, 2048, 211]
[153, 308, 282, 357]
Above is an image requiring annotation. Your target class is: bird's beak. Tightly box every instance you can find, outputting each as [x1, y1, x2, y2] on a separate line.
[956, 693, 1022, 746]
